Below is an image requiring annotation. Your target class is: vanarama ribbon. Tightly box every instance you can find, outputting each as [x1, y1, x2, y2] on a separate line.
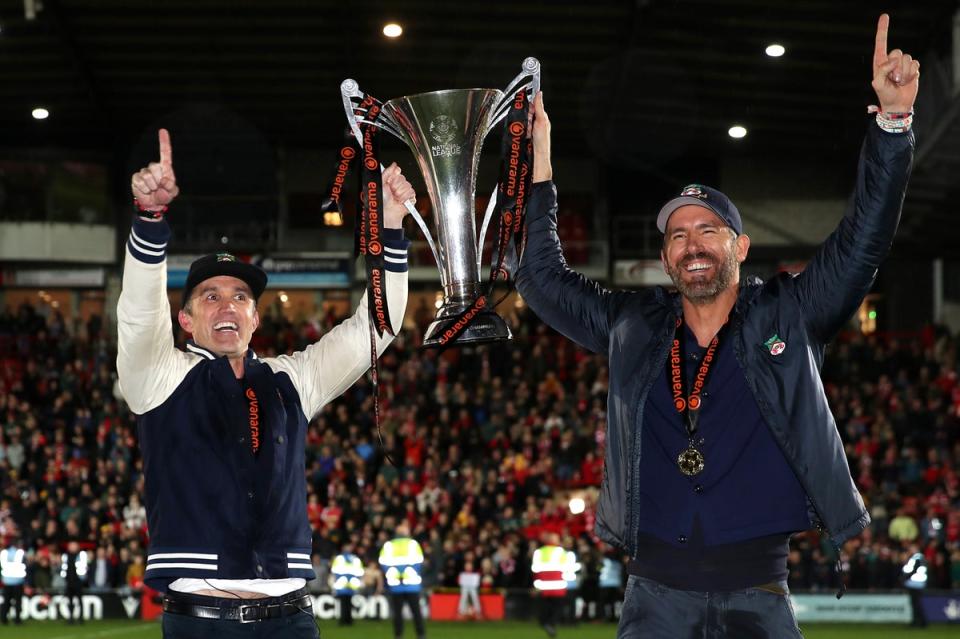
[321, 92, 398, 465]
[320, 128, 361, 227]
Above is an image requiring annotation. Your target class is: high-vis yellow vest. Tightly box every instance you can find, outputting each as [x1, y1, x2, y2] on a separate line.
[379, 537, 424, 593]
[1, 547, 26, 585]
[331, 552, 364, 595]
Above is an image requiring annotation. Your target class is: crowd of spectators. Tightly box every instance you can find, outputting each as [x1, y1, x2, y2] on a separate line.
[0, 296, 958, 609]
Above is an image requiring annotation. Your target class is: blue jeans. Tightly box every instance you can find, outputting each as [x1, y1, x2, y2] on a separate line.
[617, 576, 802, 638]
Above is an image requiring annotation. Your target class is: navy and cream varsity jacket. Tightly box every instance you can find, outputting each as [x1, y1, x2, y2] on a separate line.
[117, 217, 409, 592]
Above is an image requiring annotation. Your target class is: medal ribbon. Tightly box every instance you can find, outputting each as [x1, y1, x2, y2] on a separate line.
[357, 95, 393, 339]
[245, 387, 260, 455]
[320, 128, 362, 226]
[487, 88, 533, 290]
[667, 316, 727, 442]
[320, 93, 397, 465]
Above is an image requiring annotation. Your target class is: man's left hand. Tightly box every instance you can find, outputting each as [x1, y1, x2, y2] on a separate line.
[383, 163, 416, 229]
[872, 14, 920, 113]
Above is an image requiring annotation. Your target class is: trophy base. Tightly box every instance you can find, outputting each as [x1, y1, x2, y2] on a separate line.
[422, 308, 512, 348]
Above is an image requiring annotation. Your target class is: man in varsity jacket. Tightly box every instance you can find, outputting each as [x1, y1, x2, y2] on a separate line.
[117, 129, 415, 638]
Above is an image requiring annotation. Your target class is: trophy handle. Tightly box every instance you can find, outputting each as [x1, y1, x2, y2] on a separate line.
[340, 79, 406, 142]
[340, 79, 441, 268]
[476, 185, 499, 273]
[340, 79, 366, 145]
[490, 57, 540, 127]
[476, 57, 540, 260]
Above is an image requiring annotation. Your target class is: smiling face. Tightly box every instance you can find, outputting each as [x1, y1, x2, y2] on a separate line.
[177, 275, 260, 359]
[661, 205, 750, 305]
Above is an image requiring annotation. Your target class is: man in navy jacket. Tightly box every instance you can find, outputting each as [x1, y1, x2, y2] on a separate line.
[517, 15, 916, 638]
[118, 130, 415, 638]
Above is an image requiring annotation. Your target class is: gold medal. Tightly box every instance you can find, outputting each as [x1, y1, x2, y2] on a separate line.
[677, 447, 705, 476]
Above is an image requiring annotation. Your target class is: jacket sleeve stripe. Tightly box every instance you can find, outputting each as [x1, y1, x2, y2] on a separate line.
[131, 228, 169, 250]
[383, 228, 410, 273]
[127, 218, 171, 265]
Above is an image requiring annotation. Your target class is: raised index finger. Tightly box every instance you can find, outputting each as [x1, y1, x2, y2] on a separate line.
[158, 128, 173, 167]
[873, 13, 890, 70]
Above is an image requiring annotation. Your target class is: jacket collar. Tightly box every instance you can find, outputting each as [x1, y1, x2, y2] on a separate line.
[185, 340, 259, 362]
[735, 275, 764, 313]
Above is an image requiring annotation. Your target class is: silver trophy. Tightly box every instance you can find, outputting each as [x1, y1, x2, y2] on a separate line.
[341, 58, 540, 347]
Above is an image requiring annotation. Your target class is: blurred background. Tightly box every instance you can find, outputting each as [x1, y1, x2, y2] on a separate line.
[1, 0, 959, 632]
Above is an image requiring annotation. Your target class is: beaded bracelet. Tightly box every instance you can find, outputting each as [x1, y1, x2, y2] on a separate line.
[867, 106, 913, 133]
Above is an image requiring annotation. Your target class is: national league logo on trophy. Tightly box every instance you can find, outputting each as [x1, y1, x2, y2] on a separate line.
[334, 58, 541, 348]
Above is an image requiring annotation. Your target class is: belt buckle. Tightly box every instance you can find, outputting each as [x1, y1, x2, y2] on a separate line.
[238, 603, 260, 624]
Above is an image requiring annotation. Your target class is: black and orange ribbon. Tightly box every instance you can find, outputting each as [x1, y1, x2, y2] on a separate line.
[667, 317, 728, 442]
[321, 92, 398, 464]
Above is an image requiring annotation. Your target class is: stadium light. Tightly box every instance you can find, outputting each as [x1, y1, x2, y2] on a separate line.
[32, 107, 49, 120]
[728, 125, 747, 139]
[383, 23, 403, 38]
[765, 43, 786, 58]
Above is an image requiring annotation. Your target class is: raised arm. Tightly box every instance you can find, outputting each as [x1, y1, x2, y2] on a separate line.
[516, 93, 628, 354]
[117, 130, 197, 414]
[795, 14, 916, 342]
[267, 163, 415, 417]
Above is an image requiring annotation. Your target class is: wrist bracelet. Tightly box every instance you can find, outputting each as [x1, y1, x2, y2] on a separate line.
[134, 198, 168, 220]
[868, 106, 913, 133]
[876, 112, 913, 133]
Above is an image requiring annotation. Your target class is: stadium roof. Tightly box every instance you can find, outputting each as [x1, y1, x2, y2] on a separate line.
[0, 0, 958, 254]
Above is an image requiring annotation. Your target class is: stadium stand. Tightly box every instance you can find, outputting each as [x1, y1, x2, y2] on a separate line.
[0, 299, 958, 616]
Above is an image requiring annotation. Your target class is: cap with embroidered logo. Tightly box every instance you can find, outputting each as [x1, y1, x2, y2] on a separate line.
[656, 184, 742, 236]
[181, 252, 267, 308]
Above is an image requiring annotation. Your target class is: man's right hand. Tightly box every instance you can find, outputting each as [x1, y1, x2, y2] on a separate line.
[131, 129, 179, 211]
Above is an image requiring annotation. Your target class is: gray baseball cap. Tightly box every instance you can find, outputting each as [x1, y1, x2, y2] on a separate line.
[657, 184, 742, 236]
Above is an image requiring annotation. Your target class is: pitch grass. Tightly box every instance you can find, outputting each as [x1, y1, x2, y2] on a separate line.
[2, 620, 957, 638]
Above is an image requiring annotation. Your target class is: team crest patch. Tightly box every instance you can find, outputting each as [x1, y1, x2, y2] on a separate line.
[764, 334, 786, 356]
[680, 184, 708, 199]
[216, 252, 237, 262]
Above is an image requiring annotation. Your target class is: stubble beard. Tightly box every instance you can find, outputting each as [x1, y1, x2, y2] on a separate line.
[667, 246, 739, 306]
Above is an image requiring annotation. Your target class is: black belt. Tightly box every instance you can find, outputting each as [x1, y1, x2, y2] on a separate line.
[162, 591, 312, 624]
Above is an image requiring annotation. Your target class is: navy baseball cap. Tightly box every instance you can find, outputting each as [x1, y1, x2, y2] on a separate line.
[181, 252, 267, 308]
[656, 184, 742, 236]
